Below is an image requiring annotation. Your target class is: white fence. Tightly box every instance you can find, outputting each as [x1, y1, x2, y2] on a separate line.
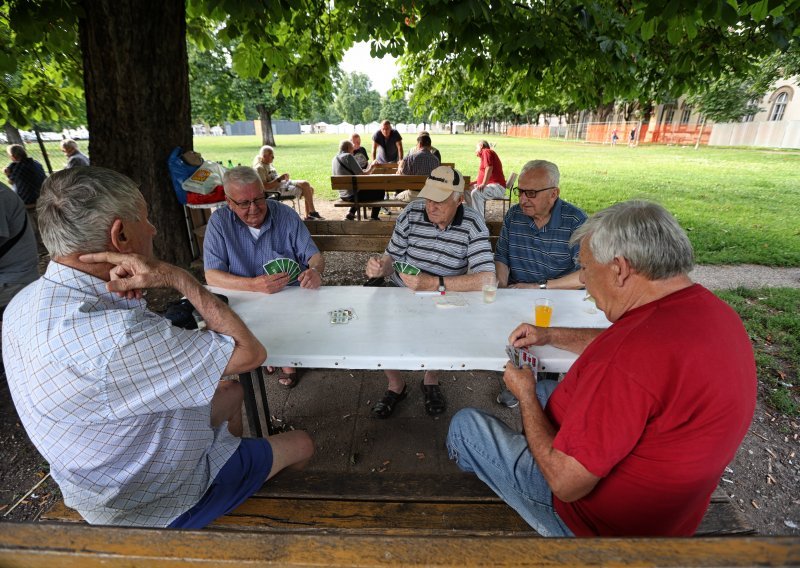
[709, 120, 800, 149]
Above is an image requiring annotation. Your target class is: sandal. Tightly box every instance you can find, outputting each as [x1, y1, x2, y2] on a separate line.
[277, 371, 298, 389]
[421, 383, 446, 416]
[371, 384, 408, 419]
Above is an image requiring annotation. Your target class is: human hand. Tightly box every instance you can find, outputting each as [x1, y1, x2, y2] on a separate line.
[508, 323, 551, 348]
[298, 267, 321, 289]
[78, 251, 181, 300]
[281, 173, 290, 182]
[251, 273, 290, 294]
[365, 256, 389, 278]
[399, 272, 435, 291]
[503, 362, 537, 402]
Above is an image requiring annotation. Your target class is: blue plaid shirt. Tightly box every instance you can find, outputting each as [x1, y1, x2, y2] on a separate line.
[494, 199, 587, 284]
[203, 200, 319, 280]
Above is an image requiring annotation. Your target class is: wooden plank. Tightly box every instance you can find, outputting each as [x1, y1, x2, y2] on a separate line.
[217, 498, 534, 535]
[303, 220, 396, 236]
[1, 523, 797, 567]
[312, 236, 391, 252]
[260, 471, 499, 501]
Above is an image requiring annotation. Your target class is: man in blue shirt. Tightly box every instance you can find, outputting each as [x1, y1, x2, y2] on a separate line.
[494, 160, 587, 407]
[204, 166, 325, 388]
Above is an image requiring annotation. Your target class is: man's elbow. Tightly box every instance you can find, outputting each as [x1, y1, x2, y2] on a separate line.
[548, 476, 598, 503]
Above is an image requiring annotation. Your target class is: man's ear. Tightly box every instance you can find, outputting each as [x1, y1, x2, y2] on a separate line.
[612, 256, 632, 286]
[109, 218, 129, 253]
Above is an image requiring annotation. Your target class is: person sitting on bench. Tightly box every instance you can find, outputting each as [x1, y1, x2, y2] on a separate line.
[3, 167, 314, 528]
[447, 200, 756, 536]
[332, 139, 383, 221]
[365, 165, 495, 418]
[253, 145, 323, 221]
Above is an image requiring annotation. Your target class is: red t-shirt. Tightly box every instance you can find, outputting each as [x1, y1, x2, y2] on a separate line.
[477, 148, 506, 187]
[547, 284, 756, 536]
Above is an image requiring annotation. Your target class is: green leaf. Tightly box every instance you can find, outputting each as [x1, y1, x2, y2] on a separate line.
[750, 0, 769, 21]
[641, 18, 656, 41]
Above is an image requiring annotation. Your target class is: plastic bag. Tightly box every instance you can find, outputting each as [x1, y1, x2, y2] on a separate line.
[182, 160, 226, 195]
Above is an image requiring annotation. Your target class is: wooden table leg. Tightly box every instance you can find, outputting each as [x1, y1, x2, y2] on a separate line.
[238, 370, 262, 438]
[253, 367, 276, 436]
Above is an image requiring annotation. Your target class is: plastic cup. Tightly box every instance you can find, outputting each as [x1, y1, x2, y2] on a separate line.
[481, 274, 498, 304]
[534, 298, 553, 327]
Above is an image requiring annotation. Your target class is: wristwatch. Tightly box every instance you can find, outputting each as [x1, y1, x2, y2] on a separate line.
[438, 276, 446, 295]
[539, 281, 548, 289]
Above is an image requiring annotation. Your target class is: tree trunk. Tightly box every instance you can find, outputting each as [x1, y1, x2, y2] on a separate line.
[79, 0, 192, 266]
[257, 104, 276, 146]
[4, 123, 23, 145]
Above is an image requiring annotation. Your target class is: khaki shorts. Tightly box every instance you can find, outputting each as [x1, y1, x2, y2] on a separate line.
[278, 181, 303, 198]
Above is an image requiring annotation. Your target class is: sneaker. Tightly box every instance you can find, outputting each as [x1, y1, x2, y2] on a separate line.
[496, 388, 519, 408]
[307, 211, 324, 220]
[382, 207, 393, 215]
[345, 214, 356, 221]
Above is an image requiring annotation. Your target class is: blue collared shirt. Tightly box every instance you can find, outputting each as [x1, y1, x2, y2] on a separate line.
[494, 199, 587, 284]
[203, 200, 319, 280]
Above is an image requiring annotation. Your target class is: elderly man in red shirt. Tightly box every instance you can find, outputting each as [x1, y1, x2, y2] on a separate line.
[465, 140, 506, 218]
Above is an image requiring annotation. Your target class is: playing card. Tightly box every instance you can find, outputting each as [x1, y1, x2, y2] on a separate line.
[505, 344, 537, 371]
[393, 261, 420, 276]
[263, 259, 284, 275]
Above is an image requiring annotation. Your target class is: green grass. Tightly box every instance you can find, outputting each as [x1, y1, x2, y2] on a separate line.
[716, 288, 800, 416]
[194, 134, 800, 266]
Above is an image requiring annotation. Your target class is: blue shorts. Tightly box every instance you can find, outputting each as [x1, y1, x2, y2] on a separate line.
[168, 438, 273, 529]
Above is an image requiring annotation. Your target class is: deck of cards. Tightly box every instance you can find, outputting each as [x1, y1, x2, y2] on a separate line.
[263, 257, 302, 283]
[506, 344, 538, 371]
[393, 261, 421, 276]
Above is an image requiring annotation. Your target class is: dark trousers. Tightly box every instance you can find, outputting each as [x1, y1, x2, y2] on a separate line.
[343, 190, 385, 219]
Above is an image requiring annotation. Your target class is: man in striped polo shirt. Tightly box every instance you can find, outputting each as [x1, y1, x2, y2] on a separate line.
[494, 159, 588, 408]
[364, 165, 496, 418]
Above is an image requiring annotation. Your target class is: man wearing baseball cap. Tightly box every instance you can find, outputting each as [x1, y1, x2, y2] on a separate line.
[364, 165, 496, 418]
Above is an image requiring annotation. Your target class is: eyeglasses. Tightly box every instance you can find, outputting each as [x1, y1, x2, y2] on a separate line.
[514, 186, 557, 199]
[226, 193, 268, 209]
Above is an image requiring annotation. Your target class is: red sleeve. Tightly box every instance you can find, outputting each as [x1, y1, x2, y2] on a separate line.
[549, 361, 656, 478]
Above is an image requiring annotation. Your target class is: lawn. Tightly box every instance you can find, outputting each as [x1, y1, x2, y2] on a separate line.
[194, 134, 800, 267]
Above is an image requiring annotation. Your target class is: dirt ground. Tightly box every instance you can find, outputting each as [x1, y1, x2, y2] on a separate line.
[0, 199, 798, 535]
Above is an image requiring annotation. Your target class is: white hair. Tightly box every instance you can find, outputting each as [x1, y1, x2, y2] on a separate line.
[571, 200, 694, 280]
[252, 145, 274, 168]
[37, 167, 143, 257]
[520, 160, 560, 187]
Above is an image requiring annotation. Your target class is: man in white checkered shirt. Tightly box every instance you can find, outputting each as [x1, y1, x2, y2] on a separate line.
[2, 167, 314, 528]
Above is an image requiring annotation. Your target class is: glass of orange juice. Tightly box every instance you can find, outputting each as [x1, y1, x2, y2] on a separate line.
[534, 298, 553, 327]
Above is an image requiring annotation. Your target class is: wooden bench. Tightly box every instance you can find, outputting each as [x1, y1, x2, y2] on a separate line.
[331, 174, 470, 220]
[304, 219, 502, 252]
[12, 471, 795, 566]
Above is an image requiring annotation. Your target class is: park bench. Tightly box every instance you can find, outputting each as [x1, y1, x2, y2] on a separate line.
[331, 174, 471, 220]
[304, 219, 502, 253]
[8, 470, 794, 566]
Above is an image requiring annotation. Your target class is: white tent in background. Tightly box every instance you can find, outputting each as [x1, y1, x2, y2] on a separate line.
[312, 122, 329, 134]
[334, 122, 354, 134]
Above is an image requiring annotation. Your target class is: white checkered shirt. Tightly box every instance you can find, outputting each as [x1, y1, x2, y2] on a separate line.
[2, 262, 238, 527]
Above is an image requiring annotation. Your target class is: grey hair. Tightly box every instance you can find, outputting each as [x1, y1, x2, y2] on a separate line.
[37, 167, 143, 257]
[7, 144, 27, 160]
[339, 139, 354, 153]
[252, 145, 274, 168]
[223, 165, 263, 192]
[60, 139, 78, 152]
[520, 160, 560, 187]
[571, 200, 694, 280]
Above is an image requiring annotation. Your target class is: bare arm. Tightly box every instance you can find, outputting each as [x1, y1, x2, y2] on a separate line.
[399, 271, 488, 292]
[79, 252, 266, 375]
[205, 268, 289, 295]
[372, 142, 379, 161]
[365, 254, 394, 278]
[509, 271, 583, 290]
[396, 140, 404, 160]
[508, 323, 602, 355]
[504, 364, 601, 502]
[495, 261, 510, 288]
[297, 252, 325, 289]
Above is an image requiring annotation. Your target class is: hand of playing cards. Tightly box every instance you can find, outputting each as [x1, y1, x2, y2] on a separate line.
[506, 344, 537, 370]
[263, 257, 301, 284]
